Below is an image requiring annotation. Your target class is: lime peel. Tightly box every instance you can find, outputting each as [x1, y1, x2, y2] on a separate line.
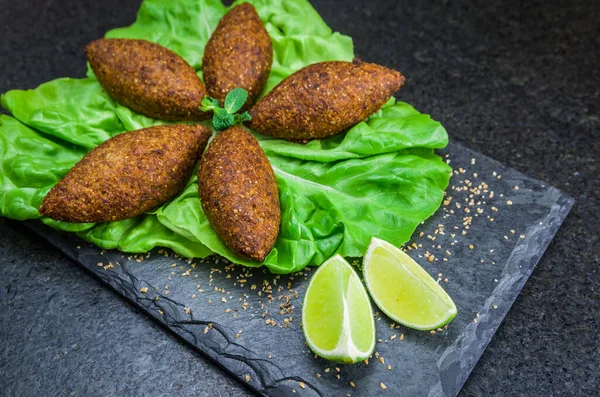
[302, 254, 375, 364]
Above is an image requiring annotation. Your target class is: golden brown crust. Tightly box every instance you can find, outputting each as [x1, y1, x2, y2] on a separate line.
[39, 124, 212, 223]
[198, 126, 280, 261]
[202, 3, 272, 111]
[246, 60, 405, 140]
[87, 38, 210, 121]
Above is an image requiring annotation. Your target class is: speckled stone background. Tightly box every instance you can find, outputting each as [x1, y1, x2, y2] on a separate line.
[1, 0, 598, 396]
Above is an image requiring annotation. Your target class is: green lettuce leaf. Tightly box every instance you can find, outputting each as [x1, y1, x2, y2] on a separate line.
[0, 115, 86, 220]
[155, 151, 450, 273]
[0, 0, 450, 274]
[258, 98, 449, 162]
[1, 78, 125, 149]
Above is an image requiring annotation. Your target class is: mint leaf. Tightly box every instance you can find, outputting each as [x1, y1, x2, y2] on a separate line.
[213, 107, 235, 131]
[224, 88, 248, 114]
[234, 111, 252, 124]
[200, 96, 220, 112]
[202, 89, 251, 130]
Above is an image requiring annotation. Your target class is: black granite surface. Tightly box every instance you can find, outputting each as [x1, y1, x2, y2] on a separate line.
[1, 0, 598, 396]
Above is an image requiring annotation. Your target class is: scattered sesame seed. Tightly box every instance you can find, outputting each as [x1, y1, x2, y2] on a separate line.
[140, 287, 148, 293]
[298, 382, 306, 389]
[380, 382, 387, 390]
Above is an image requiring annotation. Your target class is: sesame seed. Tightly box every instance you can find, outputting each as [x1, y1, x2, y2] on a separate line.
[140, 287, 148, 293]
[380, 382, 387, 390]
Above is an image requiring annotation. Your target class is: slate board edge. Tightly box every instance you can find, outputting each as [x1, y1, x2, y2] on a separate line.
[429, 144, 576, 397]
[429, 190, 574, 397]
[18, 219, 305, 397]
[19, 142, 575, 397]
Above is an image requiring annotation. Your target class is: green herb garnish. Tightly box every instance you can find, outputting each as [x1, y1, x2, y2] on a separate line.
[200, 88, 252, 131]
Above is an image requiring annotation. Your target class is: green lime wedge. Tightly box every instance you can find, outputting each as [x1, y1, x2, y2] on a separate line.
[363, 237, 457, 330]
[302, 254, 375, 364]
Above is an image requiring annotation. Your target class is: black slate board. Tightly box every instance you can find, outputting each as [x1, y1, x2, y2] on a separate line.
[23, 142, 573, 396]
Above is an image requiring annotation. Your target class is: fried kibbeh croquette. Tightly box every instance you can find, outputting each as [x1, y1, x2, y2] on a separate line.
[246, 59, 405, 141]
[39, 124, 212, 223]
[86, 38, 210, 121]
[202, 3, 272, 110]
[198, 126, 280, 261]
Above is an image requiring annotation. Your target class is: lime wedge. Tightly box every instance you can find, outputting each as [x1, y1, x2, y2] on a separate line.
[302, 254, 375, 364]
[363, 237, 457, 330]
